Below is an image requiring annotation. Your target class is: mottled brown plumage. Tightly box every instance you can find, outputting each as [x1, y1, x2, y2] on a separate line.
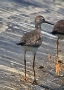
[16, 15, 53, 84]
[52, 20, 64, 34]
[18, 29, 42, 47]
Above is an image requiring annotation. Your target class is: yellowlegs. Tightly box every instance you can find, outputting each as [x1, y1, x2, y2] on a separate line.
[52, 20, 64, 34]
[16, 15, 53, 84]
[52, 20, 64, 39]
[52, 20, 64, 75]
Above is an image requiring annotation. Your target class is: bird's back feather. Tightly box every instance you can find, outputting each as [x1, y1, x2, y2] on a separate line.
[17, 29, 42, 47]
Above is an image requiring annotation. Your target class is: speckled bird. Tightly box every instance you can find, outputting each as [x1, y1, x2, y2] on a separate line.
[52, 20, 64, 34]
[52, 20, 64, 68]
[52, 20, 64, 39]
[16, 15, 53, 84]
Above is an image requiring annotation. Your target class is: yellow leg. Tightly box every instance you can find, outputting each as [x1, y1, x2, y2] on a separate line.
[55, 61, 61, 76]
[23, 51, 30, 83]
[32, 53, 38, 85]
[32, 70, 38, 85]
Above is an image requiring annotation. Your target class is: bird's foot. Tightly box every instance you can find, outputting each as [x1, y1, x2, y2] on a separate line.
[23, 77, 30, 83]
[32, 79, 38, 85]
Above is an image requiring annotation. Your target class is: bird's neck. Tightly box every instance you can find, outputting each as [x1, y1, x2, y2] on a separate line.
[35, 24, 41, 30]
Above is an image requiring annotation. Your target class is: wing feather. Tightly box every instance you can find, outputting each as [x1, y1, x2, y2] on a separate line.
[20, 29, 42, 47]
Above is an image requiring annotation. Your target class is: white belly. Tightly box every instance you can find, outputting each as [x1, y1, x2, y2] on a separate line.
[21, 46, 38, 53]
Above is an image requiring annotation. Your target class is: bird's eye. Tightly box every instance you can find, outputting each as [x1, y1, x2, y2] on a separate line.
[42, 18, 45, 21]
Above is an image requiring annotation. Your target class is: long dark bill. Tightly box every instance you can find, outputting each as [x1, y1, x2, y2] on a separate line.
[45, 21, 54, 25]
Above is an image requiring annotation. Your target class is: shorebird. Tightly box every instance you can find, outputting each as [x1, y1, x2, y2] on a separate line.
[52, 20, 64, 74]
[52, 20, 64, 57]
[52, 20, 64, 39]
[16, 15, 53, 84]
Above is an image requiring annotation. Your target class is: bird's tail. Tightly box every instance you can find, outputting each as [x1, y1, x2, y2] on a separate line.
[16, 42, 25, 46]
[16, 43, 21, 45]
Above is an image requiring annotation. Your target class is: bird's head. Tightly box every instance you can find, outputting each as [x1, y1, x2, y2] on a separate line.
[35, 15, 54, 29]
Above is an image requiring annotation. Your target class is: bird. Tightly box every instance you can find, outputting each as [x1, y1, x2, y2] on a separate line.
[52, 20, 64, 72]
[52, 20, 64, 56]
[16, 15, 53, 84]
[52, 20, 64, 39]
